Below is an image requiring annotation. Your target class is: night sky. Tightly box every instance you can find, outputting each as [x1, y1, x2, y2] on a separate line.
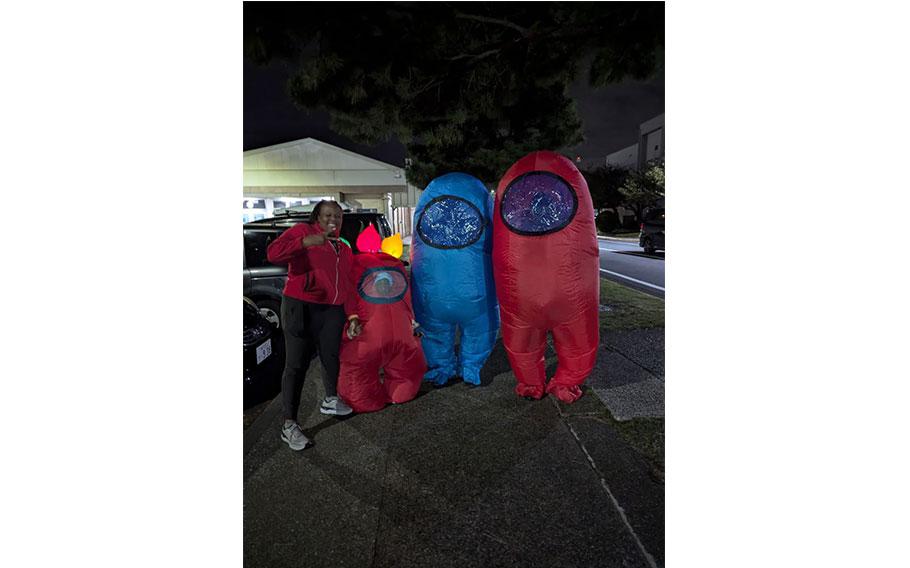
[243, 55, 664, 170]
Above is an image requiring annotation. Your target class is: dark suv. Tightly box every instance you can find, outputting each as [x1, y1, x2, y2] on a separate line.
[639, 208, 665, 255]
[243, 210, 393, 329]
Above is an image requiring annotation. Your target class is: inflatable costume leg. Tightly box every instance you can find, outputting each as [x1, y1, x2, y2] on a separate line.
[500, 315, 547, 399]
[546, 305, 600, 403]
[338, 334, 385, 413]
[458, 308, 500, 385]
[383, 340, 427, 404]
[419, 316, 458, 386]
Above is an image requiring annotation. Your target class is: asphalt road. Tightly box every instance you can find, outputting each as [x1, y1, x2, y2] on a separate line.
[598, 238, 665, 299]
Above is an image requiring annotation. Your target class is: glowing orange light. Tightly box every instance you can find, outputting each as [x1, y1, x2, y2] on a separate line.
[356, 224, 382, 253]
[381, 234, 403, 259]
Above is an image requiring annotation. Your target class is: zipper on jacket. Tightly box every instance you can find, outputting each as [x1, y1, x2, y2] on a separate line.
[332, 244, 340, 304]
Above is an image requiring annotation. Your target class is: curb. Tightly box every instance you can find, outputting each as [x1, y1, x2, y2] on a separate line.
[598, 235, 640, 243]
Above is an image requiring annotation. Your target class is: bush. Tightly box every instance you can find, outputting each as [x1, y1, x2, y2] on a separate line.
[622, 215, 641, 231]
[596, 210, 619, 233]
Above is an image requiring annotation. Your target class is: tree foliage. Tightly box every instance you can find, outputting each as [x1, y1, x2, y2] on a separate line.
[619, 160, 665, 220]
[245, 2, 664, 187]
[583, 164, 630, 210]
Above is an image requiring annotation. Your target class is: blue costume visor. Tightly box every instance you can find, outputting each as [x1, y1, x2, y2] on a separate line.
[417, 195, 484, 249]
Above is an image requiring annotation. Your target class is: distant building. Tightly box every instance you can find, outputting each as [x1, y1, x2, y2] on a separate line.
[604, 113, 664, 171]
[605, 144, 639, 169]
[638, 113, 664, 167]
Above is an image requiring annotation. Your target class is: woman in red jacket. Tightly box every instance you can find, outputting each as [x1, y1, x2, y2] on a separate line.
[266, 200, 362, 450]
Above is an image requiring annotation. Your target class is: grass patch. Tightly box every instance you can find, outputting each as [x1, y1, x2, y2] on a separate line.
[602, 408, 664, 481]
[599, 278, 664, 331]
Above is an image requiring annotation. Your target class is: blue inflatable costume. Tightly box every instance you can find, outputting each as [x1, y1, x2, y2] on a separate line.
[410, 173, 500, 386]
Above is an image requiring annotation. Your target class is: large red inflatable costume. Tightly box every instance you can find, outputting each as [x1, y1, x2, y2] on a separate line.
[493, 151, 600, 403]
[338, 230, 427, 413]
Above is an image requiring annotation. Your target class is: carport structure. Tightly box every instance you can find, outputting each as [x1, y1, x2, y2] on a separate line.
[243, 138, 418, 223]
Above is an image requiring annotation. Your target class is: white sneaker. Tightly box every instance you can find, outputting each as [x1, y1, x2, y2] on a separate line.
[280, 421, 311, 450]
[320, 396, 353, 416]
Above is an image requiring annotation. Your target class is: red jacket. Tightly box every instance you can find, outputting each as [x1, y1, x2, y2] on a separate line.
[266, 221, 358, 315]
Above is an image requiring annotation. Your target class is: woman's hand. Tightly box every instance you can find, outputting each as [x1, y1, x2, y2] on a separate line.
[302, 232, 327, 247]
[347, 317, 362, 339]
[302, 225, 337, 248]
[302, 231, 328, 247]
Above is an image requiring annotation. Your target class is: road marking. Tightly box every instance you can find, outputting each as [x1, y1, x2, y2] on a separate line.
[599, 269, 665, 292]
[598, 245, 621, 252]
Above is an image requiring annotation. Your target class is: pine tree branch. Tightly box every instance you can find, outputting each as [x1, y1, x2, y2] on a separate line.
[409, 78, 444, 97]
[448, 48, 501, 62]
[454, 11, 530, 36]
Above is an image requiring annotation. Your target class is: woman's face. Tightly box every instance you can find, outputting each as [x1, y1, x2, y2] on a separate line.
[317, 204, 343, 236]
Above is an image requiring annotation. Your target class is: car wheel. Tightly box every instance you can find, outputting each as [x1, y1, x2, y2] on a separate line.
[643, 237, 656, 255]
[256, 298, 281, 329]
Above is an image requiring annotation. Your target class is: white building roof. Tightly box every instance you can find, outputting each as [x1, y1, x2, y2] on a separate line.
[243, 137, 408, 197]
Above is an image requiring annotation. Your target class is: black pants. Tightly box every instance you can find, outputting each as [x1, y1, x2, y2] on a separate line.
[280, 295, 346, 421]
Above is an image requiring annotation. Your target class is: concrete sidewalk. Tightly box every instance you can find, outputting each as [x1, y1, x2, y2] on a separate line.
[244, 334, 665, 568]
[590, 328, 665, 420]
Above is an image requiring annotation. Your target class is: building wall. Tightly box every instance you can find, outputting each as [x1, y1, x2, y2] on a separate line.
[638, 113, 665, 168]
[603, 113, 665, 172]
[352, 196, 388, 215]
[605, 144, 639, 169]
[390, 183, 424, 238]
[390, 206, 417, 239]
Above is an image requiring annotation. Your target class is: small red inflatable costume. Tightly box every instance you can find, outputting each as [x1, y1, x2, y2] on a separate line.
[338, 229, 427, 413]
[493, 151, 601, 403]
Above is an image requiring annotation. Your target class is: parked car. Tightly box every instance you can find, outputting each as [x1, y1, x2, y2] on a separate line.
[244, 296, 282, 408]
[243, 210, 394, 329]
[639, 208, 665, 254]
